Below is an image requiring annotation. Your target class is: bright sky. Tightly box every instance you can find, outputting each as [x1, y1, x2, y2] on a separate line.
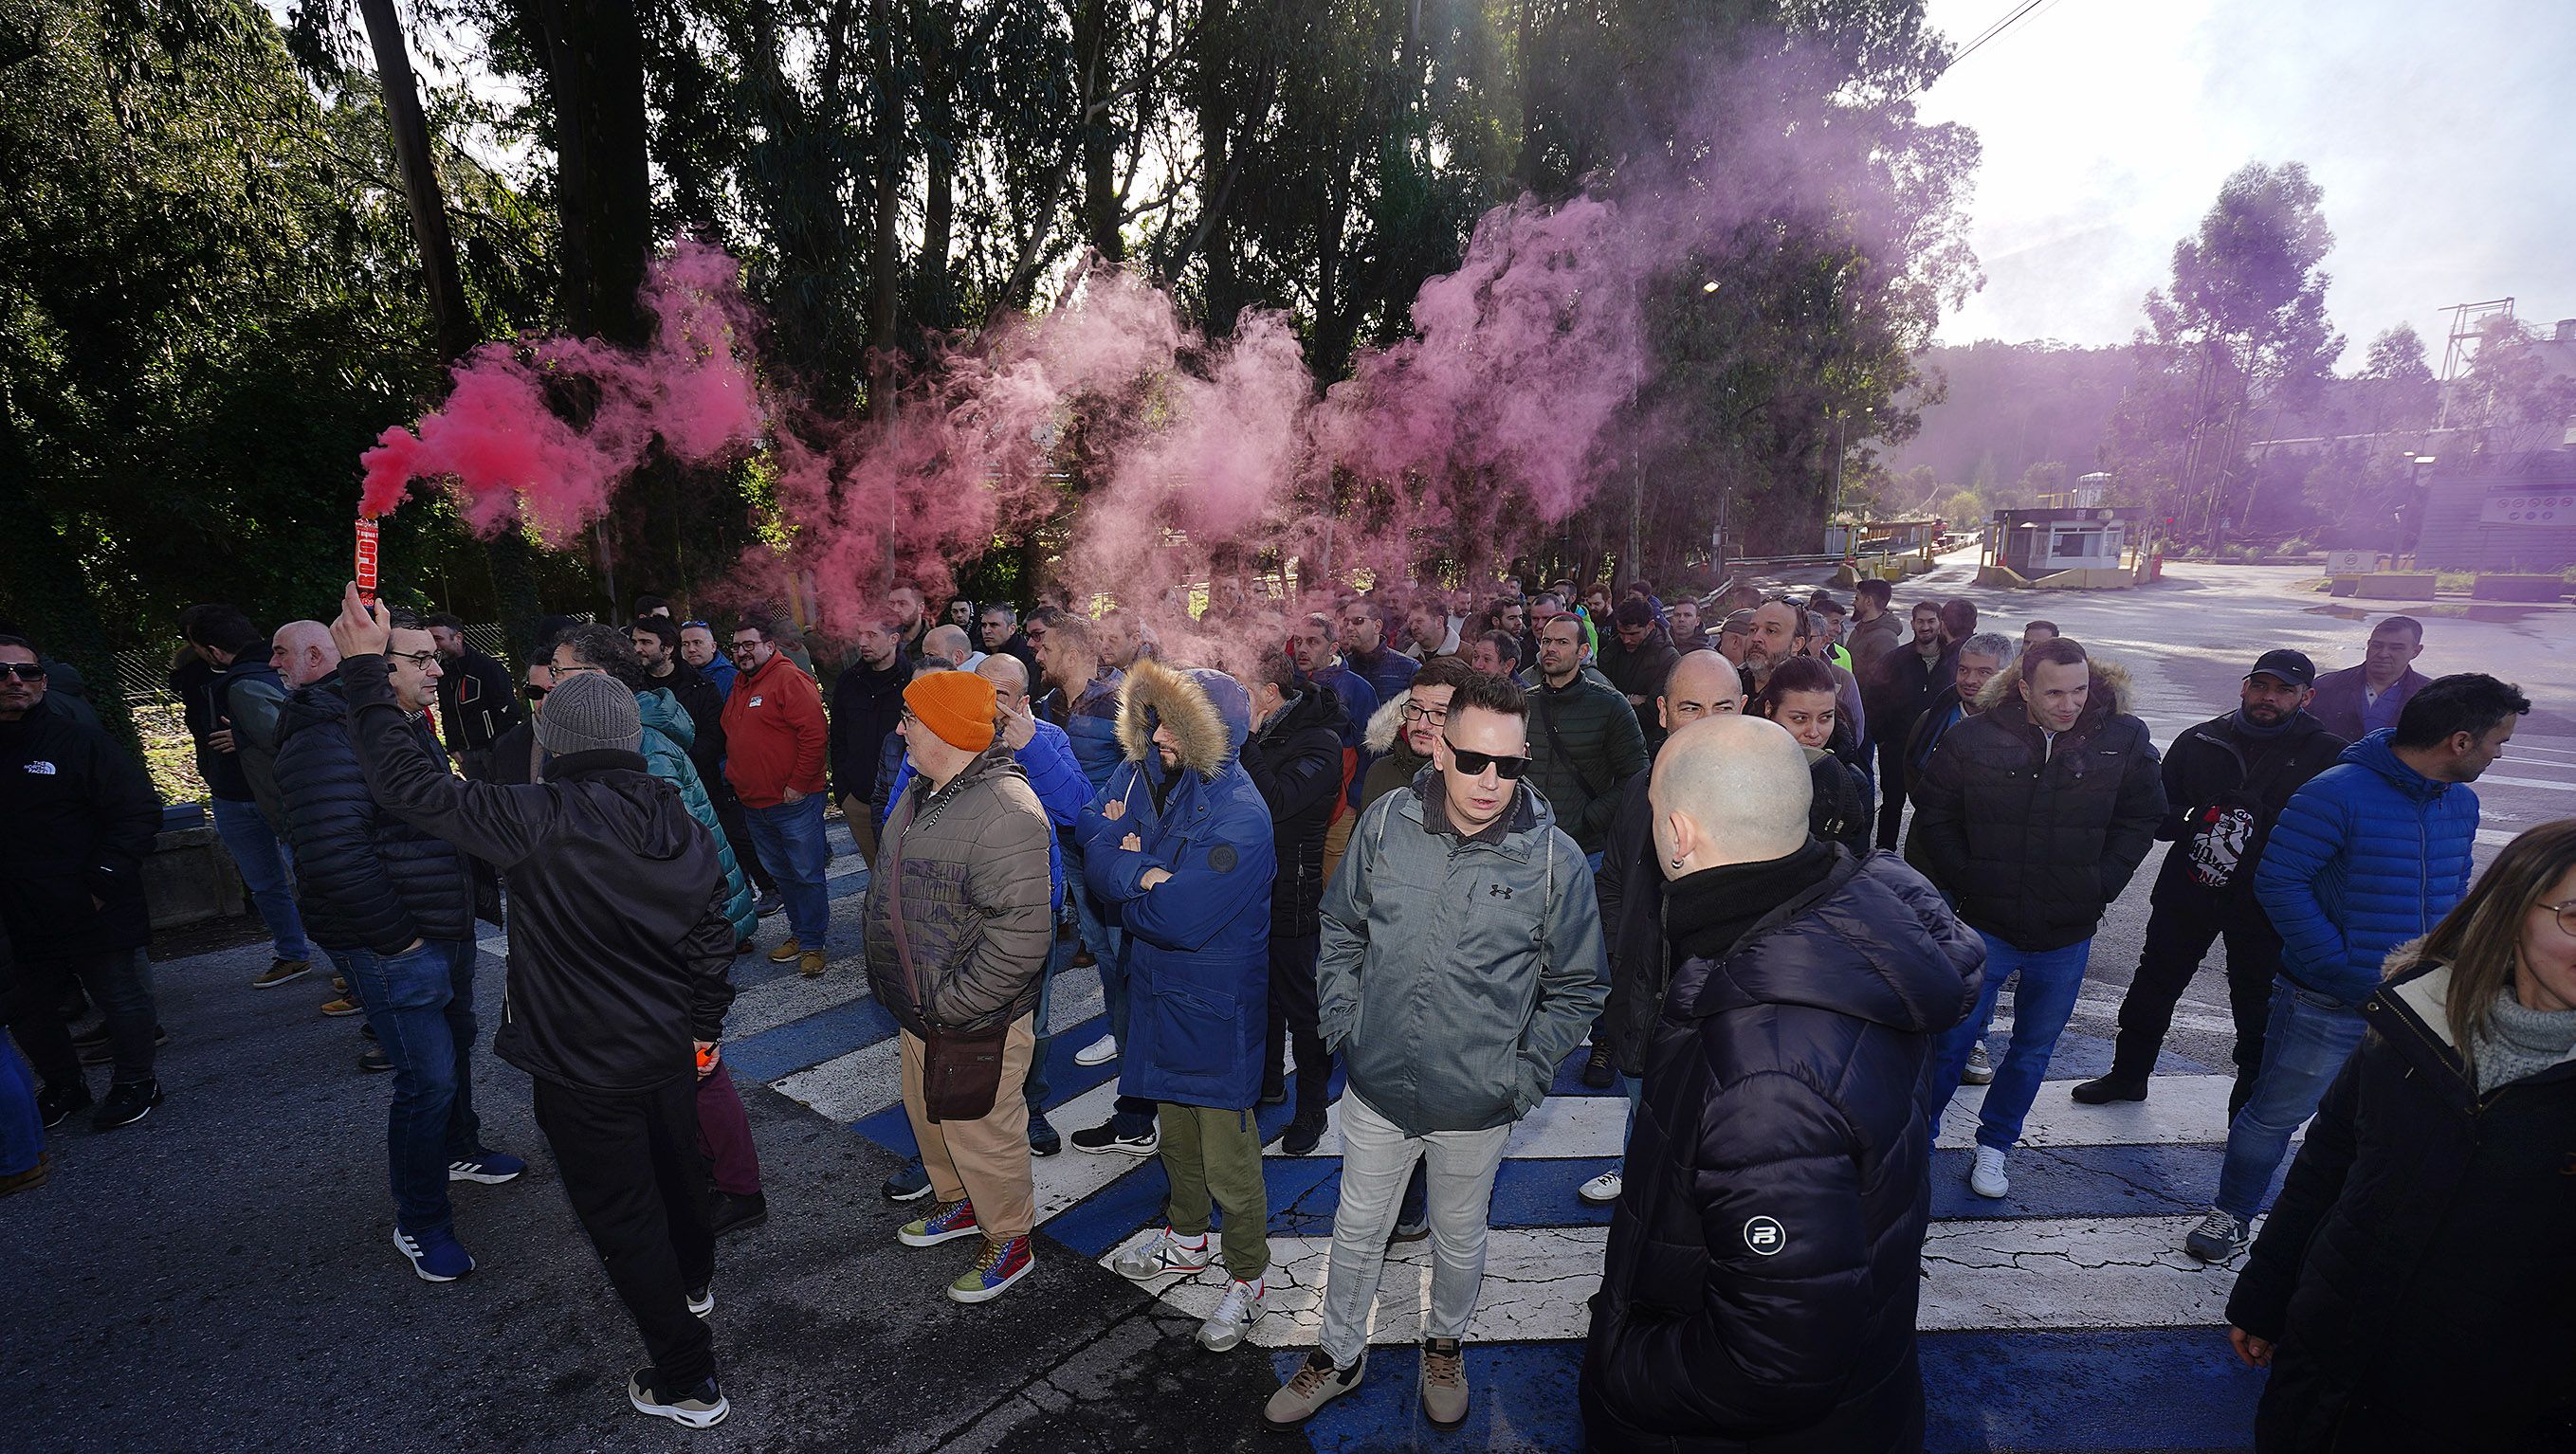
[1918, 0, 2576, 367]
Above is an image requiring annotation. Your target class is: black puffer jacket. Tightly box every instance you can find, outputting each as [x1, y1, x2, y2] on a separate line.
[0, 704, 160, 958]
[1582, 846, 1982, 1453]
[1594, 768, 1662, 1078]
[2226, 948, 2576, 1453]
[1240, 685, 1348, 937]
[1903, 661, 2165, 952]
[657, 659, 730, 791]
[342, 654, 738, 1093]
[272, 669, 472, 954]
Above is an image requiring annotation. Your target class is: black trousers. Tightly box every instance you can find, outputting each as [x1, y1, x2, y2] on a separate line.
[532, 1075, 720, 1390]
[1873, 733, 1910, 851]
[2110, 895, 2281, 1115]
[714, 785, 776, 895]
[4, 949, 157, 1088]
[1263, 933, 1330, 1117]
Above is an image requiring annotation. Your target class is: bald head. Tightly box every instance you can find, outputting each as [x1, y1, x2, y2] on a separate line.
[1659, 649, 1745, 734]
[923, 624, 973, 666]
[272, 620, 338, 687]
[1649, 716, 1812, 877]
[973, 652, 1030, 704]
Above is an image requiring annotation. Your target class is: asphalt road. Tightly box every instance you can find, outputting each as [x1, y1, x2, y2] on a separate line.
[7, 554, 2567, 1453]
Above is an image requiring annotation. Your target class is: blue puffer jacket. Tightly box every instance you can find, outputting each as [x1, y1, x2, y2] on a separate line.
[2254, 730, 2478, 1007]
[1079, 660, 1277, 1111]
[1055, 670, 1126, 791]
[638, 688, 757, 943]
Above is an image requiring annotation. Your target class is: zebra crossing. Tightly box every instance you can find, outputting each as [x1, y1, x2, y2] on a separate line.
[608, 818, 2287, 1450]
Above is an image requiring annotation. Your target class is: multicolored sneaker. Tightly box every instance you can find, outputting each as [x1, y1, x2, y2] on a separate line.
[898, 1197, 980, 1247]
[947, 1235, 1033, 1304]
[1113, 1226, 1214, 1281]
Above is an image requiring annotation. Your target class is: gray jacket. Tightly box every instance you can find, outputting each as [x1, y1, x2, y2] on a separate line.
[1317, 769, 1609, 1134]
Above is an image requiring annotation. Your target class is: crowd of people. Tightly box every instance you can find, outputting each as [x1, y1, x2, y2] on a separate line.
[1, 572, 2568, 1451]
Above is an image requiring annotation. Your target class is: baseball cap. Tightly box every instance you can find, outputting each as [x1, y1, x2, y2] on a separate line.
[2248, 649, 2316, 689]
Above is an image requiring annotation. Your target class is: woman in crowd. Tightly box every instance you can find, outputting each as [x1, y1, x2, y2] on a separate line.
[1754, 656, 1873, 856]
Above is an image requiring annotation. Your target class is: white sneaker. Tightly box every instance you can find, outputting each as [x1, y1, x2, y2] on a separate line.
[1197, 1278, 1268, 1352]
[1578, 1171, 1623, 1204]
[1113, 1226, 1215, 1281]
[1968, 1145, 2010, 1199]
[1073, 1035, 1119, 1067]
[1962, 1044, 1995, 1085]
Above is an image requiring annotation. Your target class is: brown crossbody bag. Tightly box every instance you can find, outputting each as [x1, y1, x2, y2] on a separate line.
[884, 789, 1009, 1122]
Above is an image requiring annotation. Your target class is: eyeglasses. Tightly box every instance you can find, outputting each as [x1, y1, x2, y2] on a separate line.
[1401, 701, 1449, 725]
[554, 663, 606, 678]
[727, 640, 762, 656]
[387, 650, 439, 671]
[1444, 742, 1529, 779]
[0, 663, 46, 682]
[2548, 899, 2576, 939]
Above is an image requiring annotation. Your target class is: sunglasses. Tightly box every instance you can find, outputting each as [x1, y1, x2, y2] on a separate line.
[0, 663, 46, 682]
[1444, 742, 1529, 779]
[522, 682, 549, 702]
[682, 620, 709, 630]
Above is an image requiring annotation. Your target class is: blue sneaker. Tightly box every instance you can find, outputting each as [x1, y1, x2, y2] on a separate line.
[393, 1226, 476, 1282]
[448, 1150, 526, 1185]
[882, 1157, 933, 1202]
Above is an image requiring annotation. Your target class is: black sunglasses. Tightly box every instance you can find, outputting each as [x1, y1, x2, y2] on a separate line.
[522, 682, 549, 702]
[1445, 742, 1529, 779]
[0, 663, 46, 682]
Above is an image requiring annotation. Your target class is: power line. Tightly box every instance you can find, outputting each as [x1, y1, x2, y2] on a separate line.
[1917, 0, 2073, 94]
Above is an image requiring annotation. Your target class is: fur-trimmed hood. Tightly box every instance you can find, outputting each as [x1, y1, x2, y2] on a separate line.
[1971, 655, 2136, 720]
[1363, 688, 1413, 754]
[1116, 657, 1250, 779]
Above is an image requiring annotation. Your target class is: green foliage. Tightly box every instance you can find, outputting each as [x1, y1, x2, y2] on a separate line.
[0, 0, 562, 658]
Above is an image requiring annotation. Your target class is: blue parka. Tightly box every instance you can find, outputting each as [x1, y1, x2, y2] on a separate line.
[1079, 660, 1277, 1111]
[637, 688, 758, 943]
[2255, 729, 2479, 1007]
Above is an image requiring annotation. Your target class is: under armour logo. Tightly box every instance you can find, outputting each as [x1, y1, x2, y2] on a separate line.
[1489, 884, 1512, 899]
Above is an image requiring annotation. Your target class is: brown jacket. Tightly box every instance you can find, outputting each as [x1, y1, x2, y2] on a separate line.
[863, 743, 1055, 1036]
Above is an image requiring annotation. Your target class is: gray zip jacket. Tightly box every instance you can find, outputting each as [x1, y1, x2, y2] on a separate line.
[1317, 768, 1609, 1134]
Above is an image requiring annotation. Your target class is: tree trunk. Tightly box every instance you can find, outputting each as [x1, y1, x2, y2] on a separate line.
[1075, 0, 1124, 261]
[535, 0, 655, 348]
[356, 0, 474, 362]
[867, 0, 904, 406]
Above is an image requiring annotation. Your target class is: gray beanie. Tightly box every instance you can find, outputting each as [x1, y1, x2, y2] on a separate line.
[537, 671, 643, 757]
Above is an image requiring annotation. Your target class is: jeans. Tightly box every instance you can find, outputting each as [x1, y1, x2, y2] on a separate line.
[534, 1074, 719, 1391]
[6, 949, 158, 1089]
[337, 939, 483, 1235]
[210, 796, 311, 962]
[2214, 980, 2366, 1221]
[744, 794, 830, 949]
[2111, 896, 2281, 1114]
[1, 1040, 43, 1175]
[1317, 1091, 1513, 1368]
[713, 783, 776, 895]
[1927, 932, 2093, 1153]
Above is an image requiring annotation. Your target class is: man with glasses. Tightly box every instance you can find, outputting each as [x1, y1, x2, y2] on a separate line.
[272, 609, 523, 1279]
[1267, 673, 1605, 1431]
[719, 619, 831, 977]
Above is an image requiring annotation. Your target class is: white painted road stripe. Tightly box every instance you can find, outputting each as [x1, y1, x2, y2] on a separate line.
[1108, 1213, 2249, 1345]
[1938, 1075, 2294, 1150]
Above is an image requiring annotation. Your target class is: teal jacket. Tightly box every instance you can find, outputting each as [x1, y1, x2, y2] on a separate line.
[638, 688, 758, 942]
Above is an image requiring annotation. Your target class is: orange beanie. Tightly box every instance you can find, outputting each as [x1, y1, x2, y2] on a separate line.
[904, 671, 997, 752]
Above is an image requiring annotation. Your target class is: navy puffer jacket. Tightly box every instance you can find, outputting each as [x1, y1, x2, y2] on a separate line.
[1079, 660, 1277, 1111]
[1582, 848, 1982, 1453]
[2252, 730, 2478, 1006]
[273, 671, 472, 954]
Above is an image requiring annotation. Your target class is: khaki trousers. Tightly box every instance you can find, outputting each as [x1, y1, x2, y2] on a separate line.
[900, 1015, 1037, 1240]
